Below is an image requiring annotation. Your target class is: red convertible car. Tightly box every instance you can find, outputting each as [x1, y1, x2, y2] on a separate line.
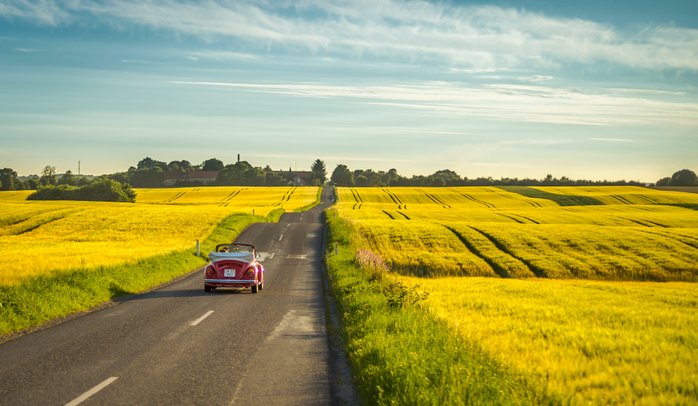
[204, 243, 264, 293]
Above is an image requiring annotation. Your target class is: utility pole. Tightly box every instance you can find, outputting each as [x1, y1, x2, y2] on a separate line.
[78, 161, 81, 175]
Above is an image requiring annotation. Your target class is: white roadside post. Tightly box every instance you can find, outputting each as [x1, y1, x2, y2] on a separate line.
[196, 239, 200, 256]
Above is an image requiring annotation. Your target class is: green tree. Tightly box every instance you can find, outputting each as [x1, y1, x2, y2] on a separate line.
[0, 168, 18, 191]
[40, 165, 57, 186]
[331, 164, 354, 186]
[311, 159, 327, 185]
[656, 177, 671, 186]
[137, 157, 167, 171]
[670, 169, 697, 186]
[58, 170, 75, 186]
[202, 158, 224, 171]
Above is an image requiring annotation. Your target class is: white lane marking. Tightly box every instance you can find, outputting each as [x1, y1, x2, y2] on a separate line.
[64, 377, 118, 406]
[278, 234, 284, 242]
[190, 310, 214, 326]
[257, 252, 275, 261]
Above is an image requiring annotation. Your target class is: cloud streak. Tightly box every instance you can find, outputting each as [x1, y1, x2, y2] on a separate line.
[171, 80, 698, 127]
[2, 0, 697, 71]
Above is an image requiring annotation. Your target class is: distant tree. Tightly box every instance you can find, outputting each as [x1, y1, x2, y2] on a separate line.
[670, 169, 697, 186]
[656, 177, 671, 186]
[0, 168, 18, 191]
[58, 170, 75, 186]
[24, 177, 40, 190]
[429, 169, 462, 186]
[217, 161, 264, 185]
[40, 165, 57, 186]
[310, 159, 327, 185]
[128, 166, 164, 187]
[202, 158, 224, 171]
[331, 164, 354, 186]
[137, 157, 167, 171]
[263, 166, 286, 186]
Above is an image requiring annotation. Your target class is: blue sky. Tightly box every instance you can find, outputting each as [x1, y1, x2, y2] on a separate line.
[1, 1, 697, 182]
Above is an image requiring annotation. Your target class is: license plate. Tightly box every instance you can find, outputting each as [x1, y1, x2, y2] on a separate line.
[224, 269, 235, 278]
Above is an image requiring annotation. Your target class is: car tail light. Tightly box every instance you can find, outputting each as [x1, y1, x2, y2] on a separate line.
[205, 265, 216, 277]
[245, 268, 255, 279]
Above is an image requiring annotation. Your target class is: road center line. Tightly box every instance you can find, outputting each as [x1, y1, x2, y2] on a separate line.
[278, 234, 284, 241]
[190, 310, 214, 326]
[64, 377, 118, 406]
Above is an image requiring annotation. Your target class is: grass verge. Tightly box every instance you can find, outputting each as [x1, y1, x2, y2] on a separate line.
[0, 212, 270, 340]
[324, 209, 547, 405]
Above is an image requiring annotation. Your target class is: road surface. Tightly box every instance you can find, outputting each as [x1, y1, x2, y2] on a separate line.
[0, 187, 351, 405]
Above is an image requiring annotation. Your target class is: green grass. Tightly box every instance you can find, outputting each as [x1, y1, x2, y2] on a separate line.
[0, 212, 269, 339]
[325, 210, 548, 405]
[501, 186, 604, 206]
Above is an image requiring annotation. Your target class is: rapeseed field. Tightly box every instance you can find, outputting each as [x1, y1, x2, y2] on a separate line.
[0, 186, 318, 285]
[334, 186, 698, 403]
[336, 186, 698, 281]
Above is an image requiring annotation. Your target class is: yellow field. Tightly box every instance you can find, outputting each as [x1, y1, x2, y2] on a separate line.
[337, 186, 698, 281]
[0, 187, 318, 285]
[337, 186, 698, 403]
[398, 275, 698, 404]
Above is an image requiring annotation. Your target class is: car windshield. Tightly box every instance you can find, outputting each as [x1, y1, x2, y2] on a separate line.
[230, 245, 254, 253]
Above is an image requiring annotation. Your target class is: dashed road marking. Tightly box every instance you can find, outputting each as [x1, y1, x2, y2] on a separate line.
[190, 310, 214, 327]
[64, 377, 118, 406]
[278, 234, 284, 241]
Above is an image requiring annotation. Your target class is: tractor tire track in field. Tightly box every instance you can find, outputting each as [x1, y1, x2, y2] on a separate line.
[396, 211, 410, 220]
[468, 226, 547, 278]
[381, 188, 405, 209]
[457, 192, 495, 208]
[495, 213, 540, 224]
[417, 189, 451, 208]
[446, 226, 511, 278]
[164, 191, 186, 203]
[2, 209, 80, 236]
[618, 217, 669, 228]
[637, 229, 698, 250]
[382, 210, 396, 220]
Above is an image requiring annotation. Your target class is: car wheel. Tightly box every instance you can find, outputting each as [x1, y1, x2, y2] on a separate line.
[204, 285, 212, 293]
[251, 283, 258, 294]
[259, 279, 264, 291]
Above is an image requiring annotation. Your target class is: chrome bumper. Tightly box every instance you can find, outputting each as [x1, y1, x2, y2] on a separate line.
[204, 279, 256, 284]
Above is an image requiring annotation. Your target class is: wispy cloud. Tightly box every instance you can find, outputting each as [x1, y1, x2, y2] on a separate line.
[171, 80, 698, 127]
[2, 0, 697, 71]
[590, 137, 637, 143]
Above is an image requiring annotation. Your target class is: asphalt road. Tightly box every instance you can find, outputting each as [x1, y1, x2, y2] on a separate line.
[0, 187, 351, 405]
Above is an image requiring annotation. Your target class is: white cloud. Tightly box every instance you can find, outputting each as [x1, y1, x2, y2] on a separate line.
[171, 80, 698, 127]
[2, 0, 697, 71]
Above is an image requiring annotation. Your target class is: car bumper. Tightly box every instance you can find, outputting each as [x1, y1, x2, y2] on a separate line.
[204, 278, 257, 286]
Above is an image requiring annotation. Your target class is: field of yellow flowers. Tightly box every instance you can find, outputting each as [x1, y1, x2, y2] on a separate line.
[335, 186, 698, 403]
[0, 186, 318, 285]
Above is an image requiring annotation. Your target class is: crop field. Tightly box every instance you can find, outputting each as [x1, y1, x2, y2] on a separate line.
[0, 186, 318, 285]
[397, 275, 698, 404]
[333, 186, 698, 403]
[336, 186, 698, 281]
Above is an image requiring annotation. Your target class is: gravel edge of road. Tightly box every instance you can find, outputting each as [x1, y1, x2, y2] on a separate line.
[321, 219, 360, 406]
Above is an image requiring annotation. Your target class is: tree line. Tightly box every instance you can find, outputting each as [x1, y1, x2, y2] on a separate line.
[1, 161, 695, 192]
[329, 165, 695, 187]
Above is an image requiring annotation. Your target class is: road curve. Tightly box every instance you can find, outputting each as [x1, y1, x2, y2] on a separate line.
[0, 187, 347, 405]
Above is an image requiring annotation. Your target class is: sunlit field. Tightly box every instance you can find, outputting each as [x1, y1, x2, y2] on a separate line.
[398, 275, 698, 404]
[336, 186, 698, 281]
[0, 186, 318, 285]
[334, 186, 698, 403]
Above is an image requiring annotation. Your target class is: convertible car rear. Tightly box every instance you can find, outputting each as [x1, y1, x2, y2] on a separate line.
[204, 243, 264, 293]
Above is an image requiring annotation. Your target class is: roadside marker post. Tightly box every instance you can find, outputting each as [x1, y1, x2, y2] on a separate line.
[196, 239, 200, 256]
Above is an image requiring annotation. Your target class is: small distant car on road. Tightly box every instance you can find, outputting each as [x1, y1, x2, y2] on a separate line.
[204, 243, 264, 293]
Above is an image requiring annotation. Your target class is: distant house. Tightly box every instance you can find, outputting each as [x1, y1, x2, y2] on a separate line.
[276, 170, 314, 186]
[163, 170, 219, 186]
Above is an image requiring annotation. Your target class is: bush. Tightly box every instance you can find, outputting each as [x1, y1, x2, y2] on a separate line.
[27, 178, 136, 202]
